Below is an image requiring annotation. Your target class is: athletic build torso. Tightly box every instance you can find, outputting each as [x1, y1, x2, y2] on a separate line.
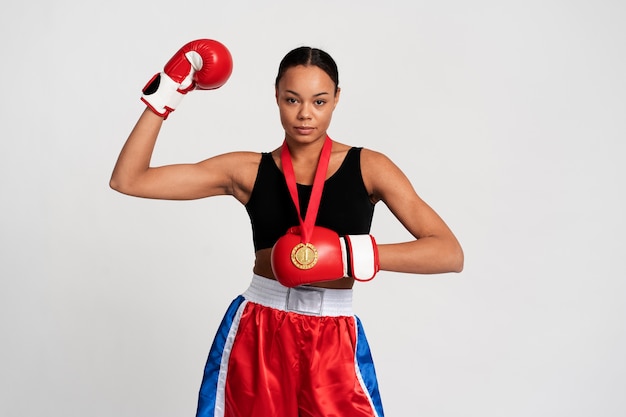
[245, 147, 375, 287]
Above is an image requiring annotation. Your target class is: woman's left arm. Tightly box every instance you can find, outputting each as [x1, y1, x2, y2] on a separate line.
[362, 149, 464, 274]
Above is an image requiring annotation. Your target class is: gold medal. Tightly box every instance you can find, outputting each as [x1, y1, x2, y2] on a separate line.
[291, 243, 318, 269]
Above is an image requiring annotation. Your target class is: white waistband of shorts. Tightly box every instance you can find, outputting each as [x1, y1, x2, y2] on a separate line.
[242, 274, 354, 316]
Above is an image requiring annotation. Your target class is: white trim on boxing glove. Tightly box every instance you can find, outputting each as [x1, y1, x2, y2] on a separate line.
[339, 237, 349, 278]
[177, 51, 203, 93]
[340, 235, 379, 281]
[141, 72, 186, 118]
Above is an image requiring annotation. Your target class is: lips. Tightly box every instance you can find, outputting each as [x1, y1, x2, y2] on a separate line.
[295, 126, 315, 134]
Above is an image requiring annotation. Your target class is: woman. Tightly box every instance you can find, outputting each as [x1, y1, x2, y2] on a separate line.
[111, 40, 463, 417]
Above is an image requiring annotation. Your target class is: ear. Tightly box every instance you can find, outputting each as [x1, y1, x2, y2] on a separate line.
[333, 87, 341, 108]
[275, 88, 279, 105]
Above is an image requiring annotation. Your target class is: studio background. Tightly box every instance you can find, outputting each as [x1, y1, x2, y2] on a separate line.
[1, 1, 625, 416]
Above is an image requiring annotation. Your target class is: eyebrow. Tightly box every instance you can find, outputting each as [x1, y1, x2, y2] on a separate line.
[285, 90, 330, 97]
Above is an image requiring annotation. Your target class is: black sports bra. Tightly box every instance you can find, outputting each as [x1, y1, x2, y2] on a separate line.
[245, 147, 375, 251]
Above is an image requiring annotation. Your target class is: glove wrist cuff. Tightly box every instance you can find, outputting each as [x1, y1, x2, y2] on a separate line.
[343, 235, 379, 281]
[141, 72, 186, 118]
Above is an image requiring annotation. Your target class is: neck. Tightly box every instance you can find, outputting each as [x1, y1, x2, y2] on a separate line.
[283, 134, 329, 162]
[281, 135, 332, 185]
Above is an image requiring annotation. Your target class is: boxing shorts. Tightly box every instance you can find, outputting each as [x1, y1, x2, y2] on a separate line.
[195, 275, 385, 417]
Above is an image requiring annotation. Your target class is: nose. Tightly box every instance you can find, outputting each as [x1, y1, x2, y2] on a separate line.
[298, 104, 311, 120]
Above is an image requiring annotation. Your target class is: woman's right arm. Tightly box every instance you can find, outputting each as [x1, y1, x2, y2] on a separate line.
[110, 39, 251, 201]
[110, 108, 256, 202]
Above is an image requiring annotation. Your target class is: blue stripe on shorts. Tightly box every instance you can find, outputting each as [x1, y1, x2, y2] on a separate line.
[196, 295, 246, 417]
[356, 316, 385, 417]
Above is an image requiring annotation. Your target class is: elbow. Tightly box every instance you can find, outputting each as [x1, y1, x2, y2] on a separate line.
[109, 177, 120, 192]
[432, 238, 463, 274]
[450, 244, 464, 273]
[109, 175, 123, 193]
[452, 256, 464, 273]
[109, 174, 132, 195]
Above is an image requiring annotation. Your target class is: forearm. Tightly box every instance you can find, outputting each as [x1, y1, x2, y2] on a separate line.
[110, 108, 164, 194]
[378, 235, 464, 274]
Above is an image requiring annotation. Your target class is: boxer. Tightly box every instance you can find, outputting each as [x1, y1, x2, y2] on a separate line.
[111, 39, 464, 417]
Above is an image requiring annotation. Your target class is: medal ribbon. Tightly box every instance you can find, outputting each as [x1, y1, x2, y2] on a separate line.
[280, 136, 332, 244]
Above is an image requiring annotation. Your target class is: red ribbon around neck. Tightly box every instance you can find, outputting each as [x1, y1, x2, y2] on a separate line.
[280, 136, 332, 244]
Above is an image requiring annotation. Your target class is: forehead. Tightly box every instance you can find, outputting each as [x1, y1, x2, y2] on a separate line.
[277, 65, 335, 93]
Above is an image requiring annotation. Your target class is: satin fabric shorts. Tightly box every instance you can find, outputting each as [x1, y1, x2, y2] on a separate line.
[196, 275, 385, 417]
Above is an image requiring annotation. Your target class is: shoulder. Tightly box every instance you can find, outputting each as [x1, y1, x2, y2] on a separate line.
[359, 147, 403, 176]
[358, 148, 414, 203]
[327, 141, 397, 169]
[198, 151, 263, 203]
[227, 151, 264, 197]
[327, 142, 401, 181]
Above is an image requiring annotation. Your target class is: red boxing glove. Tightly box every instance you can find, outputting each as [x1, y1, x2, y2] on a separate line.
[141, 39, 233, 119]
[271, 226, 380, 288]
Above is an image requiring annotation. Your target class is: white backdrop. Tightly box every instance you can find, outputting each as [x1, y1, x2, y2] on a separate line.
[1, 1, 625, 416]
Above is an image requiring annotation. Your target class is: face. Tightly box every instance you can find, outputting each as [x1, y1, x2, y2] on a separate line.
[276, 65, 340, 144]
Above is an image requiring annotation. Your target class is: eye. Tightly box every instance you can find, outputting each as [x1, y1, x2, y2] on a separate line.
[286, 97, 298, 104]
[315, 99, 326, 106]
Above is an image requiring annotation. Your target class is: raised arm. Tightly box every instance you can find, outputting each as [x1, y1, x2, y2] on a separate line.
[109, 39, 258, 202]
[110, 108, 258, 201]
[362, 149, 464, 274]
